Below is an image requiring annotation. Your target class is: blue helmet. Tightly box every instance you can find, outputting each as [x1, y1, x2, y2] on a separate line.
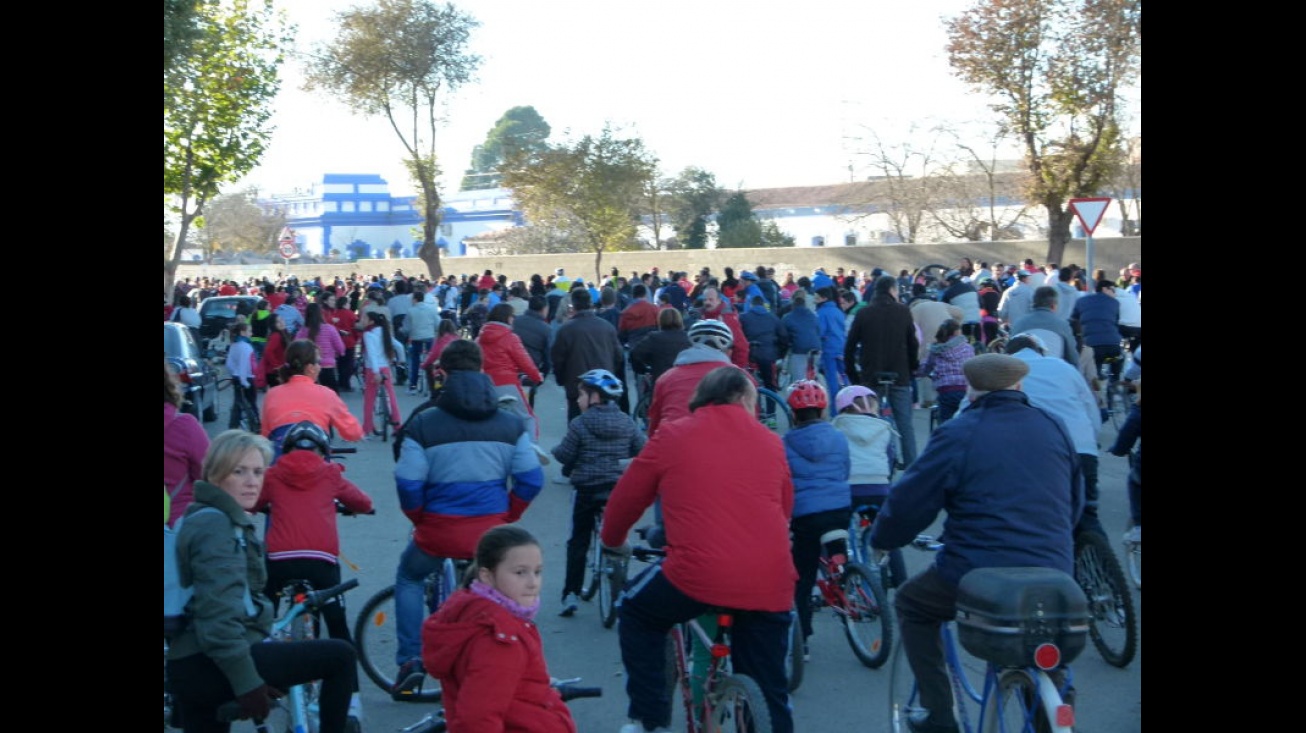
[578, 369, 623, 398]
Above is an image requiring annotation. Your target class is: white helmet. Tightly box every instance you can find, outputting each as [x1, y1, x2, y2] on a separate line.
[688, 319, 734, 351]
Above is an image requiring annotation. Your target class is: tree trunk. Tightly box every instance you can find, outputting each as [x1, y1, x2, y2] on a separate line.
[419, 186, 444, 280]
[593, 248, 604, 285]
[1044, 205, 1076, 266]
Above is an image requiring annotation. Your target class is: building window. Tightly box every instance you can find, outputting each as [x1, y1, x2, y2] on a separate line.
[845, 233, 857, 246]
[377, 201, 390, 212]
[342, 201, 356, 213]
[441, 223, 452, 236]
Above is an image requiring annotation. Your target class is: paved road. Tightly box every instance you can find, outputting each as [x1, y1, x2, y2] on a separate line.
[202, 374, 1141, 733]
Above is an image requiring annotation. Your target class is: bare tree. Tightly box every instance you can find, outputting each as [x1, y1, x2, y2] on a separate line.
[847, 126, 944, 243]
[930, 125, 1037, 241]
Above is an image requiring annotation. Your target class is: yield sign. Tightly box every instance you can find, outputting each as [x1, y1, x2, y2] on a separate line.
[1068, 198, 1112, 236]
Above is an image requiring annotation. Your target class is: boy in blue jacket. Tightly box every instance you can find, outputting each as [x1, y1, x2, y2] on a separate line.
[782, 379, 852, 660]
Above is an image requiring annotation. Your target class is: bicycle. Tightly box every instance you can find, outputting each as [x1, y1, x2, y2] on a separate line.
[1097, 354, 1132, 431]
[579, 507, 626, 629]
[888, 535, 1085, 733]
[1072, 529, 1137, 668]
[398, 677, 603, 733]
[873, 371, 907, 475]
[809, 528, 893, 669]
[353, 557, 471, 702]
[630, 545, 775, 733]
[1122, 529, 1141, 591]
[218, 376, 261, 434]
[215, 579, 361, 733]
[374, 367, 398, 441]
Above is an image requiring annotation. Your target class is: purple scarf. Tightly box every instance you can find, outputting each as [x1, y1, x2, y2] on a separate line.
[469, 580, 540, 622]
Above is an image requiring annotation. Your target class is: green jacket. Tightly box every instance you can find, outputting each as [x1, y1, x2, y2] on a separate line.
[165, 480, 273, 696]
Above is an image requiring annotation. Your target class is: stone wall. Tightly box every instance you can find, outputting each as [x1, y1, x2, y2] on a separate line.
[177, 237, 1141, 287]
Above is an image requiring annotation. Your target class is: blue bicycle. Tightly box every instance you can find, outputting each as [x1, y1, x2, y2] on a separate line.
[217, 578, 361, 733]
[888, 536, 1085, 733]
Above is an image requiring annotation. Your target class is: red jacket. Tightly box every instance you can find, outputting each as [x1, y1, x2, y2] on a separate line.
[423, 590, 576, 733]
[702, 303, 751, 372]
[602, 403, 796, 612]
[254, 450, 373, 563]
[477, 322, 542, 388]
[330, 307, 359, 350]
[617, 299, 659, 337]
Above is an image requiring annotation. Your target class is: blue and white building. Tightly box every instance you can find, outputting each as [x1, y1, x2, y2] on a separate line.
[258, 174, 521, 260]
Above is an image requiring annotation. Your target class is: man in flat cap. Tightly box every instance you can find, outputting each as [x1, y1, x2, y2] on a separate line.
[870, 352, 1083, 733]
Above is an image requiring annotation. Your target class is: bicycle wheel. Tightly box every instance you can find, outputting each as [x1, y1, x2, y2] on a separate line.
[983, 669, 1050, 733]
[1074, 530, 1137, 668]
[887, 640, 922, 733]
[377, 386, 392, 441]
[1124, 537, 1142, 590]
[633, 391, 651, 434]
[1107, 384, 1129, 431]
[352, 586, 441, 702]
[598, 551, 625, 629]
[839, 562, 893, 669]
[785, 612, 805, 693]
[755, 387, 795, 436]
[928, 404, 941, 434]
[709, 673, 774, 733]
[580, 530, 602, 603]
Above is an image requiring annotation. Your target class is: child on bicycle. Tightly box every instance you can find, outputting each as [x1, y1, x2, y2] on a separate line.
[421, 525, 577, 733]
[551, 369, 645, 617]
[782, 379, 852, 661]
[915, 318, 973, 423]
[361, 311, 405, 439]
[255, 421, 374, 719]
[831, 385, 907, 590]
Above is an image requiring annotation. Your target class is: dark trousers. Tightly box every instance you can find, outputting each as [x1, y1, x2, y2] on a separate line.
[229, 381, 259, 429]
[935, 387, 966, 423]
[1118, 325, 1141, 353]
[790, 508, 851, 640]
[617, 566, 794, 733]
[564, 484, 613, 597]
[894, 564, 961, 728]
[336, 349, 356, 392]
[166, 639, 357, 733]
[1075, 453, 1103, 538]
[1091, 343, 1124, 382]
[318, 366, 340, 394]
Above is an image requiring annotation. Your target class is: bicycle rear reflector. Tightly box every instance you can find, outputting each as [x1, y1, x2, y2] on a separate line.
[1055, 704, 1075, 728]
[1034, 643, 1061, 670]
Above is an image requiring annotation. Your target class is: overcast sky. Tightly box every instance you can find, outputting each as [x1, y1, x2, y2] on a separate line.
[235, 0, 1137, 198]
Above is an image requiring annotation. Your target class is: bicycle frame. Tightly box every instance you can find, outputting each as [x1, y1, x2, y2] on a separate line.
[670, 613, 734, 733]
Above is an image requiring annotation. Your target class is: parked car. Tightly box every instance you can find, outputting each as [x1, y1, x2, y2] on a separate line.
[198, 295, 260, 349]
[165, 322, 219, 422]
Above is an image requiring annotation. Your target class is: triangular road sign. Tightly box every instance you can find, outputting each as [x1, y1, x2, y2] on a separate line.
[1068, 198, 1112, 236]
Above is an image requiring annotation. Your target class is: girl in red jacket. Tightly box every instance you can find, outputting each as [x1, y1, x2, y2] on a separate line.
[423, 525, 577, 733]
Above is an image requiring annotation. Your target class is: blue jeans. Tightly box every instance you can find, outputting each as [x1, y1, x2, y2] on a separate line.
[394, 540, 444, 667]
[888, 385, 917, 465]
[617, 566, 794, 733]
[407, 339, 432, 388]
[819, 353, 846, 417]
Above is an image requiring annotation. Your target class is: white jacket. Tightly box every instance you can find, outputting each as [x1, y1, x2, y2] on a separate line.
[831, 413, 899, 485]
[361, 327, 405, 372]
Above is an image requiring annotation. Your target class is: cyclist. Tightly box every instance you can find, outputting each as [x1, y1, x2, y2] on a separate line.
[869, 354, 1083, 733]
[813, 287, 847, 414]
[1107, 377, 1142, 544]
[779, 289, 823, 389]
[602, 366, 796, 733]
[477, 303, 545, 441]
[938, 270, 982, 344]
[645, 319, 748, 438]
[830, 385, 905, 587]
[551, 369, 646, 617]
[224, 321, 259, 430]
[261, 339, 363, 453]
[782, 380, 852, 662]
[628, 307, 691, 398]
[360, 311, 404, 439]
[915, 319, 974, 424]
[845, 275, 921, 466]
[740, 294, 789, 394]
[166, 430, 359, 733]
[391, 339, 545, 696]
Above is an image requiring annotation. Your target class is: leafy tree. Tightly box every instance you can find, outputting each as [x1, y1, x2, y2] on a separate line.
[460, 105, 550, 190]
[759, 220, 795, 247]
[714, 191, 762, 248]
[165, 0, 209, 73]
[164, 0, 292, 296]
[664, 167, 724, 250]
[501, 124, 657, 281]
[305, 0, 482, 280]
[196, 188, 287, 261]
[945, 0, 1141, 264]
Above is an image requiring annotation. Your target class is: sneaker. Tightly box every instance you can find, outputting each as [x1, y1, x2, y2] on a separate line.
[559, 593, 579, 617]
[532, 443, 552, 465]
[392, 659, 426, 699]
[1123, 526, 1141, 544]
[803, 642, 811, 662]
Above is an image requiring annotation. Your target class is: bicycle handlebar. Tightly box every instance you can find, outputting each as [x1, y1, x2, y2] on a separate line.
[557, 683, 602, 701]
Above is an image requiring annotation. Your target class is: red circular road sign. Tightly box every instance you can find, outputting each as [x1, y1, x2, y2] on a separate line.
[278, 240, 296, 258]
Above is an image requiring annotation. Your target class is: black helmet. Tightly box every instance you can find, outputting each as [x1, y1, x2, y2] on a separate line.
[282, 420, 330, 457]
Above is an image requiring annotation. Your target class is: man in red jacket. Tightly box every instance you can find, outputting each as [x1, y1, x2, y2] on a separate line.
[603, 366, 796, 733]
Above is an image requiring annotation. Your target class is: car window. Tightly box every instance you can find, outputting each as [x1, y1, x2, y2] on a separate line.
[201, 300, 241, 318]
[163, 325, 201, 361]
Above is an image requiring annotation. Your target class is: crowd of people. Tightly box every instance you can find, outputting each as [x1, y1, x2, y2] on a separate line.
[164, 255, 1140, 733]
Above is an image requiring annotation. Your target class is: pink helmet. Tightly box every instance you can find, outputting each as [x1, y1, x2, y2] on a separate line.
[835, 385, 877, 413]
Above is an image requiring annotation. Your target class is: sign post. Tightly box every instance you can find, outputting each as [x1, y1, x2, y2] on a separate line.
[1068, 198, 1111, 281]
[278, 227, 297, 264]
